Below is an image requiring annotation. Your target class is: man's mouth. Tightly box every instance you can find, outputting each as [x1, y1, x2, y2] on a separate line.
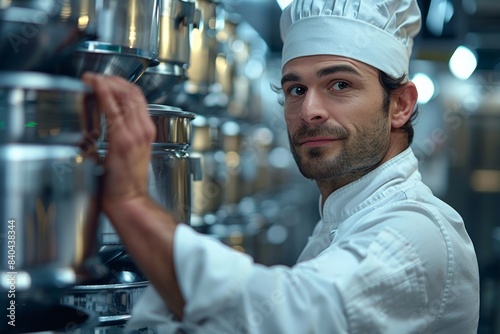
[298, 137, 341, 147]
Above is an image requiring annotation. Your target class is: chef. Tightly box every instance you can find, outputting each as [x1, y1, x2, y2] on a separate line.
[82, 0, 480, 332]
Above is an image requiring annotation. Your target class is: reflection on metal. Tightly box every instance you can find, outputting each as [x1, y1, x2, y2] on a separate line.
[98, 104, 199, 246]
[0, 72, 100, 145]
[0, 144, 105, 295]
[35, 198, 56, 263]
[186, 0, 220, 94]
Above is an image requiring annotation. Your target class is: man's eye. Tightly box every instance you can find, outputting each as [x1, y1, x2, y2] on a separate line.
[288, 86, 306, 96]
[332, 81, 350, 90]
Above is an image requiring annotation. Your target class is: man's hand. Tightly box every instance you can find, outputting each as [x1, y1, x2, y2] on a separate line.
[82, 73, 156, 212]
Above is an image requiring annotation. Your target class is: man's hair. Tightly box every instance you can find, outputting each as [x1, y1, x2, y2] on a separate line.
[379, 72, 418, 145]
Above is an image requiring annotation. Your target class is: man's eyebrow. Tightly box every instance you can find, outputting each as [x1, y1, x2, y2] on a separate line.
[317, 65, 363, 78]
[281, 64, 363, 87]
[281, 72, 301, 87]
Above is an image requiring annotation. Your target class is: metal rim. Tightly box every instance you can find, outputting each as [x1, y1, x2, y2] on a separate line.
[148, 104, 196, 119]
[77, 41, 159, 62]
[144, 61, 187, 76]
[0, 71, 91, 92]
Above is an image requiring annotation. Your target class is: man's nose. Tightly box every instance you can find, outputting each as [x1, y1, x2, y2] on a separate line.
[300, 89, 329, 124]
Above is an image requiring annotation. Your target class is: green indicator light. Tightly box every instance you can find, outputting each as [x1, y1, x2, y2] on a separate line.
[25, 122, 37, 128]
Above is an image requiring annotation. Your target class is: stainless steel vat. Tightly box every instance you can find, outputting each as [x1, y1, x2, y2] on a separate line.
[137, 0, 198, 102]
[0, 144, 105, 295]
[190, 115, 224, 218]
[62, 279, 148, 330]
[0, 71, 100, 146]
[98, 104, 200, 246]
[61, 0, 161, 82]
[185, 0, 222, 95]
[149, 104, 194, 148]
[61, 249, 150, 333]
[136, 62, 185, 104]
[0, 72, 105, 305]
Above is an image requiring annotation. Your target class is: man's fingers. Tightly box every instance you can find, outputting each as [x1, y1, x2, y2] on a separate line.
[82, 73, 153, 147]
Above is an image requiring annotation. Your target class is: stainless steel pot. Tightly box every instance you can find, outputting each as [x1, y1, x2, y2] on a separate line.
[185, 0, 222, 95]
[0, 72, 104, 305]
[190, 115, 224, 217]
[0, 0, 95, 73]
[0, 144, 105, 295]
[149, 104, 201, 225]
[98, 104, 201, 246]
[61, 0, 161, 82]
[62, 278, 148, 327]
[62, 238, 150, 333]
[0, 72, 101, 146]
[157, 0, 196, 66]
[136, 62, 185, 104]
[136, 0, 198, 102]
[149, 104, 194, 149]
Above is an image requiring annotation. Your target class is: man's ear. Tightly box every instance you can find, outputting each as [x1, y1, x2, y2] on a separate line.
[391, 81, 418, 129]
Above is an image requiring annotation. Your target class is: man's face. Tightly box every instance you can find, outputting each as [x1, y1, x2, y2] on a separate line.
[281, 55, 392, 182]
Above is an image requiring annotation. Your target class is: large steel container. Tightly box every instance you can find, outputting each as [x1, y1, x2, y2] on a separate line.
[0, 72, 105, 308]
[60, 0, 161, 82]
[136, 0, 198, 103]
[98, 104, 200, 246]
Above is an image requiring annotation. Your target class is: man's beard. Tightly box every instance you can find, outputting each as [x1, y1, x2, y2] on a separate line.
[288, 109, 390, 181]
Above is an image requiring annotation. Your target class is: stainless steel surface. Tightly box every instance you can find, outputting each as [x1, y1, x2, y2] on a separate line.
[136, 0, 198, 99]
[97, 151, 200, 244]
[136, 62, 186, 103]
[157, 0, 196, 65]
[61, 280, 151, 334]
[185, 0, 221, 95]
[61, 239, 149, 332]
[148, 104, 195, 148]
[98, 105, 199, 245]
[0, 144, 105, 293]
[97, 151, 201, 245]
[62, 279, 148, 319]
[88, 0, 160, 57]
[190, 116, 224, 217]
[64, 42, 156, 82]
[148, 105, 199, 225]
[0, 0, 95, 73]
[60, 0, 161, 81]
[0, 72, 101, 146]
[190, 150, 224, 217]
[149, 150, 195, 225]
[98, 104, 195, 148]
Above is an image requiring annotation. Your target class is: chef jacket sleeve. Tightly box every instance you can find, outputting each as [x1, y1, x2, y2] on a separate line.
[126, 223, 430, 334]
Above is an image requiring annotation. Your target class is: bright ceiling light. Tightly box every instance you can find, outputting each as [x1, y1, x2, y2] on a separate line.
[276, 0, 293, 10]
[449, 46, 477, 80]
[412, 73, 435, 104]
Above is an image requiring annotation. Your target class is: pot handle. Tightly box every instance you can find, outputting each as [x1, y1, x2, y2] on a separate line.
[174, 0, 197, 28]
[192, 8, 202, 30]
[189, 154, 203, 181]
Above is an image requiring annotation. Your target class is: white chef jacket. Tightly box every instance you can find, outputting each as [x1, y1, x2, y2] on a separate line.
[126, 148, 479, 333]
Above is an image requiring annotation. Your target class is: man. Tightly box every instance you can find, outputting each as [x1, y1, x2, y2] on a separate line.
[82, 0, 480, 332]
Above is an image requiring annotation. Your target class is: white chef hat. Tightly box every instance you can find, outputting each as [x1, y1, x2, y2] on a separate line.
[280, 0, 422, 79]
